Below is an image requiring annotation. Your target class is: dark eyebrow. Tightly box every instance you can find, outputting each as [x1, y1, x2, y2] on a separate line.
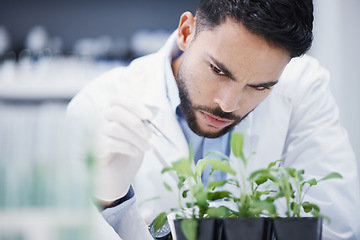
[248, 81, 279, 88]
[208, 53, 279, 87]
[208, 55, 236, 81]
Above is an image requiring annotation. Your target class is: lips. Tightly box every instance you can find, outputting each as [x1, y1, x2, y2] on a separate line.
[200, 111, 234, 129]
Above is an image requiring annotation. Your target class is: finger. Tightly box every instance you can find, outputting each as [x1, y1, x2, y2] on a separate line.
[99, 136, 145, 159]
[104, 105, 152, 139]
[109, 95, 153, 120]
[103, 121, 151, 152]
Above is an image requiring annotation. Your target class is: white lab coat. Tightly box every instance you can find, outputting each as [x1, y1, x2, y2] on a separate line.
[68, 31, 360, 240]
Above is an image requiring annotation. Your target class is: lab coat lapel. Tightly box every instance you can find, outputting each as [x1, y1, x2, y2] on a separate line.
[138, 47, 189, 167]
[150, 107, 189, 165]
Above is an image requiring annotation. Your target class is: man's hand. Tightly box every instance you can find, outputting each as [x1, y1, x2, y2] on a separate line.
[93, 96, 153, 202]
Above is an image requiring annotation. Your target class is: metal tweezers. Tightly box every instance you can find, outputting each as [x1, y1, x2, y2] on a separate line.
[142, 119, 179, 181]
[142, 119, 176, 148]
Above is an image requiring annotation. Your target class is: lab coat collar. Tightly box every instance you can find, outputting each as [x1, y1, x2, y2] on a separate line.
[135, 30, 179, 112]
[137, 30, 190, 159]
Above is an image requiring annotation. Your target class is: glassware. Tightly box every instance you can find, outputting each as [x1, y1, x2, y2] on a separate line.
[0, 99, 93, 240]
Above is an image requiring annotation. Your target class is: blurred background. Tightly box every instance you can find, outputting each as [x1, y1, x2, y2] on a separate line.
[0, 0, 359, 239]
[0, 0, 198, 59]
[0, 1, 198, 240]
[310, 0, 360, 164]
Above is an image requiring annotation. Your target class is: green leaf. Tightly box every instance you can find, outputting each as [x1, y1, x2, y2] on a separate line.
[181, 219, 198, 240]
[254, 176, 269, 185]
[249, 169, 276, 183]
[161, 167, 173, 174]
[305, 178, 318, 187]
[319, 172, 343, 182]
[253, 190, 277, 201]
[249, 169, 269, 179]
[286, 168, 296, 177]
[307, 202, 320, 212]
[301, 202, 317, 213]
[267, 160, 282, 169]
[311, 211, 331, 223]
[205, 151, 230, 161]
[195, 157, 209, 177]
[207, 180, 228, 191]
[191, 185, 208, 208]
[186, 202, 193, 208]
[291, 202, 301, 216]
[294, 169, 305, 182]
[171, 157, 193, 178]
[177, 176, 186, 191]
[267, 191, 285, 202]
[250, 201, 276, 215]
[179, 176, 186, 182]
[153, 212, 168, 232]
[178, 181, 184, 191]
[206, 206, 232, 218]
[250, 171, 278, 185]
[182, 189, 189, 198]
[165, 144, 196, 178]
[207, 191, 232, 201]
[230, 132, 244, 159]
[207, 158, 236, 175]
[163, 182, 172, 192]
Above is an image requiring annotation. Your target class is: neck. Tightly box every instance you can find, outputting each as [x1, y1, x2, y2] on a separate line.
[171, 53, 183, 81]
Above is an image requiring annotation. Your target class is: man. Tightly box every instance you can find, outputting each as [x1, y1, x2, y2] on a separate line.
[67, 0, 360, 239]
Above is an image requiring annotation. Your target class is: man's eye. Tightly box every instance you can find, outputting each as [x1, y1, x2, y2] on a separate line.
[254, 86, 270, 91]
[211, 64, 225, 75]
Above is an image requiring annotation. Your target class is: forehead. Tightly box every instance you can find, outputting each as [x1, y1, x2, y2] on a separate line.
[192, 18, 290, 81]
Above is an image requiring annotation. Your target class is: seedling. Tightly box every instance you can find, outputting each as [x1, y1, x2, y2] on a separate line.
[276, 167, 342, 219]
[250, 163, 343, 219]
[225, 132, 277, 218]
[153, 142, 236, 240]
[153, 132, 342, 240]
[153, 132, 278, 240]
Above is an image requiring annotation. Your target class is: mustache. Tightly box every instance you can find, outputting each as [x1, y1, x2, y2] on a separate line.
[193, 106, 241, 121]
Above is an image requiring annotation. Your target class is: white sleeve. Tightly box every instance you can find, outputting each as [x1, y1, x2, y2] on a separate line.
[282, 61, 360, 240]
[67, 91, 153, 239]
[99, 192, 152, 240]
[91, 203, 123, 240]
[115, 199, 154, 240]
[100, 188, 137, 235]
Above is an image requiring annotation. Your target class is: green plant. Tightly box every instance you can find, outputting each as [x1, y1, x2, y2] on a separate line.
[153, 132, 278, 240]
[250, 163, 343, 219]
[226, 132, 277, 218]
[153, 131, 343, 240]
[153, 143, 236, 240]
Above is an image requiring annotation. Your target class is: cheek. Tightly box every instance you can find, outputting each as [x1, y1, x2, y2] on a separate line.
[194, 75, 223, 103]
[187, 83, 204, 104]
[185, 70, 211, 101]
[192, 81, 217, 106]
[238, 90, 271, 112]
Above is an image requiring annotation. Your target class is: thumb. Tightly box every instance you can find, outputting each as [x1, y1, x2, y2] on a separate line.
[109, 95, 153, 121]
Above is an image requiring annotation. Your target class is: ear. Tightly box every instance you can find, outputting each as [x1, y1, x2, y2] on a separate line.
[176, 12, 196, 51]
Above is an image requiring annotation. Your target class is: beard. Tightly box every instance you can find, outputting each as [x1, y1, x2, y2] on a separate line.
[175, 64, 253, 139]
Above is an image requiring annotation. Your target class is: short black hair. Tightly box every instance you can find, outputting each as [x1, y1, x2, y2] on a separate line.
[195, 0, 314, 58]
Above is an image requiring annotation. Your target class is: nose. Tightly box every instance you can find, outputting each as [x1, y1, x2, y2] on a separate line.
[213, 93, 240, 113]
